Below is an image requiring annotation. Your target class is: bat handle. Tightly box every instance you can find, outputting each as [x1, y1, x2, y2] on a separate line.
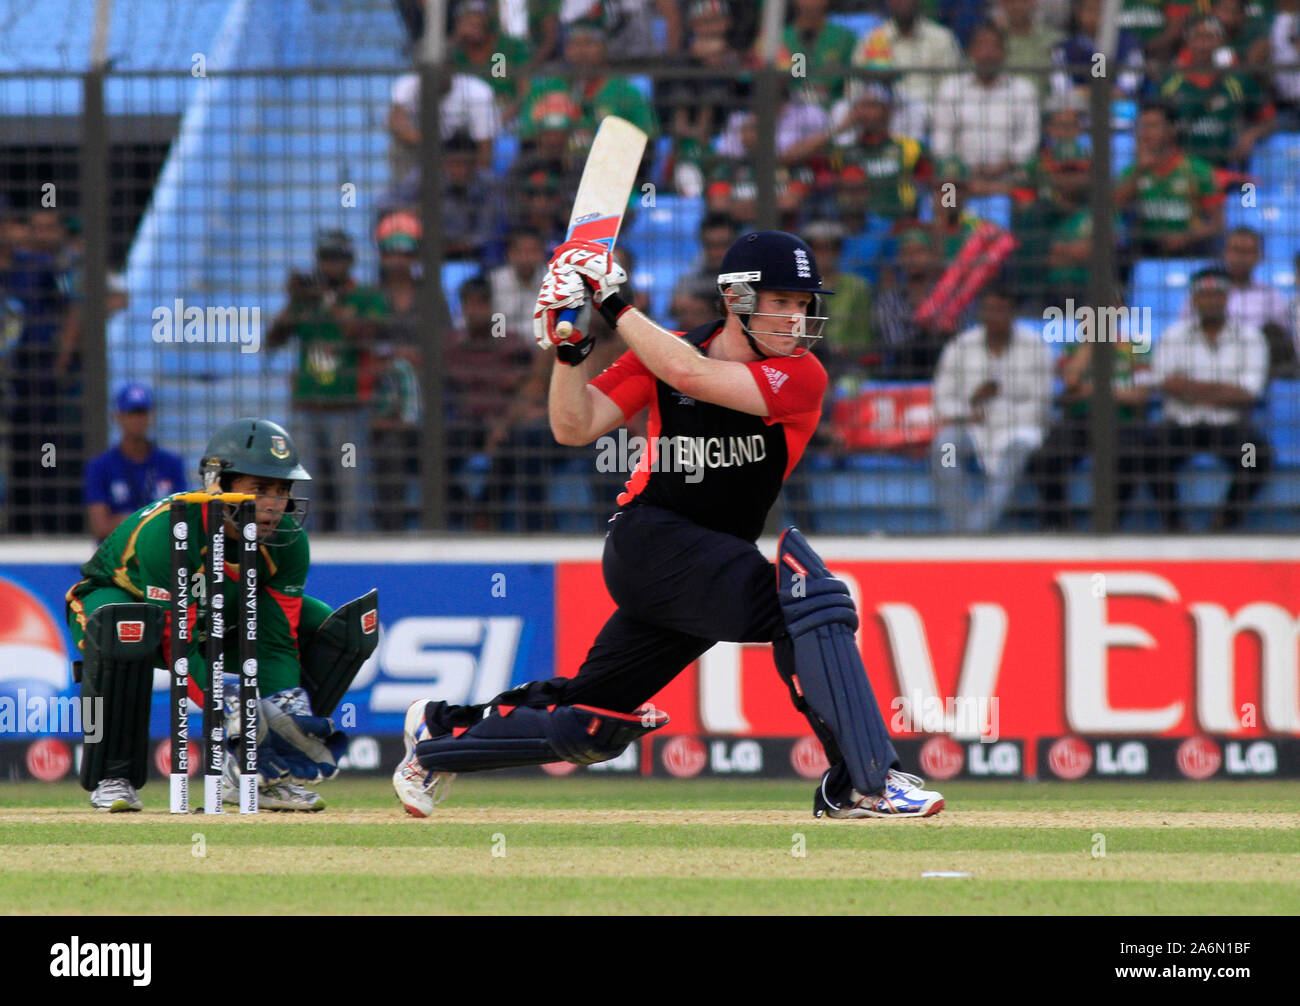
[555, 306, 578, 340]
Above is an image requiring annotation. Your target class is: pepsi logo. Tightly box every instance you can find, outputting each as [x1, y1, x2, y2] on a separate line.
[26, 738, 72, 781]
[0, 577, 69, 690]
[789, 735, 829, 779]
[919, 736, 965, 780]
[1176, 736, 1222, 780]
[661, 736, 707, 778]
[1047, 737, 1093, 780]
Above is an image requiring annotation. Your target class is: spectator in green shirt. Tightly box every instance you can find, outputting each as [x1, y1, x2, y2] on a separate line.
[1114, 102, 1225, 257]
[449, 0, 533, 110]
[519, 18, 658, 149]
[266, 230, 387, 532]
[772, 0, 860, 107]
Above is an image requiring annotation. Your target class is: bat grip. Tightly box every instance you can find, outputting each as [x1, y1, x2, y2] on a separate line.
[555, 306, 578, 339]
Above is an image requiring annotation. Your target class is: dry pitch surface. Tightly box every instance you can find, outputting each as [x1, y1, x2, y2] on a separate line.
[2, 779, 1297, 914]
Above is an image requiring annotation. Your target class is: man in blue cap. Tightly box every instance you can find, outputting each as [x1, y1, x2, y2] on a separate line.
[82, 382, 186, 541]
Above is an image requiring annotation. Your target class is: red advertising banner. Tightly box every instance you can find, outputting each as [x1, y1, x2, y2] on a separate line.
[555, 558, 1300, 758]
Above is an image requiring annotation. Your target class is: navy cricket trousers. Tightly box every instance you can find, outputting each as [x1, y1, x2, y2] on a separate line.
[495, 504, 789, 712]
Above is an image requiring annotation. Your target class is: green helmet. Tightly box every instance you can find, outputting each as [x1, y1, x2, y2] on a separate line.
[199, 417, 311, 487]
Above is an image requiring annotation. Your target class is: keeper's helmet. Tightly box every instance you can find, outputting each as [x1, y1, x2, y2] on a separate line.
[198, 418, 311, 545]
[716, 230, 834, 358]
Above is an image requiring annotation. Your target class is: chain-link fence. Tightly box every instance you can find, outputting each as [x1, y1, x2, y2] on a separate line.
[3, 2, 1299, 537]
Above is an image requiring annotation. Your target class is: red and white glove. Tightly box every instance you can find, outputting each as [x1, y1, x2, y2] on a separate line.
[549, 240, 628, 305]
[533, 264, 589, 350]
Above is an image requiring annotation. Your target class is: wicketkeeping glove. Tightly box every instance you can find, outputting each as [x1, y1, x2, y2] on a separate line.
[255, 687, 349, 784]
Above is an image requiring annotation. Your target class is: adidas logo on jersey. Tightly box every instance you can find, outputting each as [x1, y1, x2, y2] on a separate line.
[761, 366, 789, 394]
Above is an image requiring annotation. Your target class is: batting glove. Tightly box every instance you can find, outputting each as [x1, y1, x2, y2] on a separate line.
[549, 240, 628, 305]
[534, 266, 594, 362]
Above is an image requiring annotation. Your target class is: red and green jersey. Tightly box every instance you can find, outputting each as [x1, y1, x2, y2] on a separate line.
[772, 21, 859, 104]
[1160, 72, 1262, 165]
[66, 494, 310, 694]
[1119, 152, 1221, 241]
[1046, 207, 1094, 293]
[831, 133, 930, 219]
[1062, 337, 1146, 423]
[451, 35, 532, 99]
[1117, 0, 1168, 44]
[290, 286, 388, 405]
[520, 76, 657, 141]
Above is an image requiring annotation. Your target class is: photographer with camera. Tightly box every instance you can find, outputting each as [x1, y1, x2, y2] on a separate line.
[267, 229, 387, 532]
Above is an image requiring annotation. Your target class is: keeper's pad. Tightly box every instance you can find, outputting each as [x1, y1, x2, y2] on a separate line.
[414, 701, 669, 773]
[299, 589, 378, 716]
[776, 528, 898, 797]
[78, 603, 165, 792]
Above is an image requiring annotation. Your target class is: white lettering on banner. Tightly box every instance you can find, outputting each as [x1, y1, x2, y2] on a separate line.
[876, 603, 1006, 740]
[1096, 741, 1149, 775]
[1189, 603, 1300, 734]
[369, 616, 521, 712]
[1226, 741, 1277, 774]
[698, 573, 863, 733]
[49, 937, 151, 986]
[710, 740, 762, 773]
[1056, 572, 1184, 733]
[968, 742, 1020, 776]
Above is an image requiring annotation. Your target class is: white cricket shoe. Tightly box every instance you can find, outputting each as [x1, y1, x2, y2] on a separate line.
[393, 698, 454, 818]
[814, 769, 944, 819]
[90, 777, 142, 812]
[258, 779, 325, 812]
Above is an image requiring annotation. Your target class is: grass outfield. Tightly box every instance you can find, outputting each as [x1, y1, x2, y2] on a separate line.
[2, 778, 1297, 915]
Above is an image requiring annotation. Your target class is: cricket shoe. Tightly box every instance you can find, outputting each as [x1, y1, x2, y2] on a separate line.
[258, 780, 325, 812]
[813, 769, 944, 819]
[393, 698, 455, 818]
[89, 777, 143, 812]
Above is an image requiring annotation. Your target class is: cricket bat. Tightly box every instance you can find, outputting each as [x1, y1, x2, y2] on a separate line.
[554, 115, 648, 339]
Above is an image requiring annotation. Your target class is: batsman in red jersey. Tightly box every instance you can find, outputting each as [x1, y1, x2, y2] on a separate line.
[393, 230, 945, 820]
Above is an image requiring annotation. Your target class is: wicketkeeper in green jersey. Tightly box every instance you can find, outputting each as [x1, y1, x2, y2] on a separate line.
[66, 417, 379, 812]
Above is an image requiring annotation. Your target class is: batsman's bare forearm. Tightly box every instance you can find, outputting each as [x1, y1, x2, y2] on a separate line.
[548, 354, 596, 444]
[611, 308, 705, 390]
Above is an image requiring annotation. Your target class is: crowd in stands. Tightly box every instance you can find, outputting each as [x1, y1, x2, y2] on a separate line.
[12, 0, 1297, 534]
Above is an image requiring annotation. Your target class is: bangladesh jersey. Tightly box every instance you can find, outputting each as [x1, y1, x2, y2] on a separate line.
[1062, 338, 1145, 423]
[590, 322, 827, 544]
[706, 160, 815, 218]
[1045, 207, 1094, 294]
[832, 133, 929, 219]
[1119, 152, 1221, 242]
[66, 494, 310, 692]
[451, 35, 532, 99]
[1160, 72, 1257, 165]
[290, 286, 388, 405]
[1117, 0, 1167, 44]
[773, 22, 858, 104]
[520, 76, 657, 142]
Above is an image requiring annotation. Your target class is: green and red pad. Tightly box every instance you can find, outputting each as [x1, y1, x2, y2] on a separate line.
[774, 527, 899, 797]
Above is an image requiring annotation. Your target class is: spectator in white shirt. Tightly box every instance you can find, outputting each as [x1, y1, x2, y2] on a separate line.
[388, 70, 500, 182]
[1141, 267, 1272, 530]
[931, 22, 1041, 196]
[489, 228, 549, 347]
[930, 284, 1055, 531]
[852, 0, 963, 140]
[1181, 227, 1298, 375]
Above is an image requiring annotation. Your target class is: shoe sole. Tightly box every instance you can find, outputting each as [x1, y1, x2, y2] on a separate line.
[107, 801, 141, 813]
[829, 797, 945, 819]
[260, 802, 325, 813]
